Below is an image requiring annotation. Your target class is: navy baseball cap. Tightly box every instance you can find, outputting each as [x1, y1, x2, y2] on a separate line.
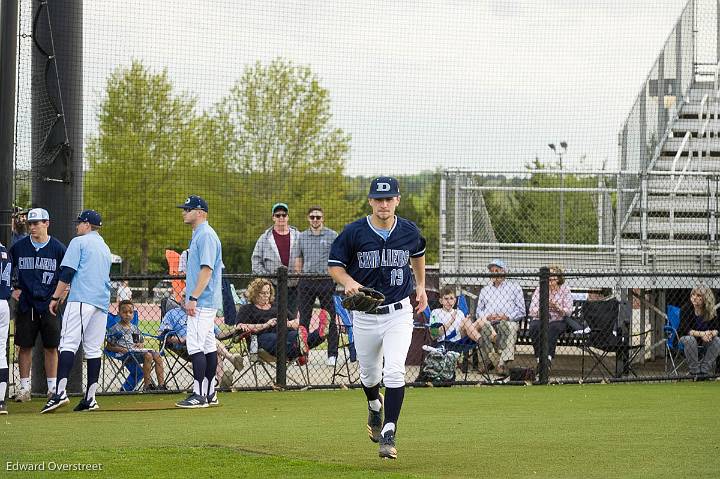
[272, 202, 289, 214]
[368, 176, 400, 199]
[75, 209, 102, 226]
[177, 195, 209, 212]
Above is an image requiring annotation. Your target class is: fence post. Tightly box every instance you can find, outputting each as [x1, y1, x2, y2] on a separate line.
[275, 267, 288, 388]
[538, 267, 550, 384]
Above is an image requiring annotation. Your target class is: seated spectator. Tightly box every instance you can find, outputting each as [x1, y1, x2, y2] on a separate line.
[528, 265, 573, 366]
[107, 300, 167, 391]
[474, 259, 526, 375]
[160, 305, 244, 388]
[429, 286, 486, 347]
[678, 286, 720, 377]
[231, 278, 328, 364]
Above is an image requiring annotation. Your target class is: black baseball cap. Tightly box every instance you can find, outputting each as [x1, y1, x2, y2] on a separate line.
[75, 209, 103, 226]
[177, 195, 209, 212]
[368, 176, 400, 199]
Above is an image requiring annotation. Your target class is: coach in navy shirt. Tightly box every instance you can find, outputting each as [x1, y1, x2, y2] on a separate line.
[9, 208, 66, 401]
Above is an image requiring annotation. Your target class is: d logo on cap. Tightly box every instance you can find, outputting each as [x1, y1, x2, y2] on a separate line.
[376, 182, 391, 192]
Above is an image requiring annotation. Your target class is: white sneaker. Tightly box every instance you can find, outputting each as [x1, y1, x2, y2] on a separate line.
[326, 356, 337, 367]
[15, 388, 31, 403]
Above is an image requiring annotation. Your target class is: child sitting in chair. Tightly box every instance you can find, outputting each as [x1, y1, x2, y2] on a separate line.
[107, 300, 167, 391]
[429, 286, 493, 345]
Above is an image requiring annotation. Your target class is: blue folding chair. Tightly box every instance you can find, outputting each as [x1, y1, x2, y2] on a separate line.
[331, 294, 359, 384]
[103, 310, 144, 392]
[664, 305, 685, 376]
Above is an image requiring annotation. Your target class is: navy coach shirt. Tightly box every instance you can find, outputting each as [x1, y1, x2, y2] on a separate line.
[329, 216, 426, 305]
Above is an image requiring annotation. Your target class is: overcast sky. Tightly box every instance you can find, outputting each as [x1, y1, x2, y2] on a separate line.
[34, 1, 717, 175]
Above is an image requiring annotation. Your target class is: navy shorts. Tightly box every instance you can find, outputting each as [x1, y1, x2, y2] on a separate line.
[14, 308, 61, 348]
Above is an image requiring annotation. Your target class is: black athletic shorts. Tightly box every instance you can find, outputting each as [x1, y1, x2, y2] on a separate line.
[14, 308, 61, 348]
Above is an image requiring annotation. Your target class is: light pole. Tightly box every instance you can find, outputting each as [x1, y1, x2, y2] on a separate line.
[548, 142, 567, 244]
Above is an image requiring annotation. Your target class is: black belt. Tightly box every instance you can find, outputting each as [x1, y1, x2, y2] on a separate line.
[370, 301, 403, 315]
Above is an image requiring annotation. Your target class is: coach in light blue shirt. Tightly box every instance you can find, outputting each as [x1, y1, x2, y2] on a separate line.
[185, 218, 223, 310]
[57, 210, 112, 313]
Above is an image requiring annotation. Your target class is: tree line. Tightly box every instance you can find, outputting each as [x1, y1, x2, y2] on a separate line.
[84, 59, 442, 273]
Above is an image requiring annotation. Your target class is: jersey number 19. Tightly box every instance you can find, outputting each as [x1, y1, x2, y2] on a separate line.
[390, 268, 404, 286]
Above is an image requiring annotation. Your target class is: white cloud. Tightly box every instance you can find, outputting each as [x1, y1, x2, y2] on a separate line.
[74, 0, 701, 175]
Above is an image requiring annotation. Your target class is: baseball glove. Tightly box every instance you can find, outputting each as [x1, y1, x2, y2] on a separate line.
[341, 287, 385, 313]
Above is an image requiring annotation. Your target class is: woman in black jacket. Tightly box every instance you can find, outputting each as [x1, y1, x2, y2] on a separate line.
[678, 286, 720, 376]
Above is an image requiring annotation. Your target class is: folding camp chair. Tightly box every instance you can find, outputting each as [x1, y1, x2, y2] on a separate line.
[664, 305, 686, 376]
[103, 310, 144, 392]
[581, 298, 646, 380]
[331, 294, 359, 385]
[156, 328, 194, 392]
[230, 332, 311, 388]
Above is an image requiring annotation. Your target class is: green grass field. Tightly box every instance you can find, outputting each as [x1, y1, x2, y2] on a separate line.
[1, 382, 718, 478]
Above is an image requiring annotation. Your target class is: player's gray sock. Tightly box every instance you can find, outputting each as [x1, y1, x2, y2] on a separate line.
[190, 352, 206, 395]
[85, 358, 100, 402]
[383, 386, 405, 426]
[56, 351, 75, 395]
[0, 368, 8, 401]
[205, 352, 217, 396]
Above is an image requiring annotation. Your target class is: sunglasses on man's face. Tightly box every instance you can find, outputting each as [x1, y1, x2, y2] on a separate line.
[309, 215, 323, 220]
[274, 213, 287, 218]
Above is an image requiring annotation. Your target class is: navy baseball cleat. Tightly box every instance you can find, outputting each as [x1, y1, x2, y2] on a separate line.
[367, 393, 384, 442]
[175, 393, 209, 409]
[207, 392, 219, 406]
[40, 392, 70, 414]
[378, 429, 397, 459]
[0, 401, 7, 415]
[73, 398, 99, 412]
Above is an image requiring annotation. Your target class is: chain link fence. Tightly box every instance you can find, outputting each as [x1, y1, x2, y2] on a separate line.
[6, 269, 718, 397]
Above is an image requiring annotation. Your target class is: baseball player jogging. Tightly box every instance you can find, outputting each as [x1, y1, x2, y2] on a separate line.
[0, 242, 12, 414]
[41, 210, 112, 413]
[329, 176, 427, 459]
[174, 195, 223, 409]
[9, 208, 66, 402]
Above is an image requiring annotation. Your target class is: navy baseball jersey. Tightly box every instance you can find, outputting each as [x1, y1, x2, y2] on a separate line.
[329, 216, 426, 304]
[0, 244, 11, 300]
[9, 236, 66, 312]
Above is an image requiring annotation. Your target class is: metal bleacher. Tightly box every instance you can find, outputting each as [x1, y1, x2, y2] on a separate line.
[439, 0, 720, 289]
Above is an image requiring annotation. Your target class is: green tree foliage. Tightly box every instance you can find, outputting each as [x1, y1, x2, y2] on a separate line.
[85, 59, 357, 273]
[484, 159, 599, 245]
[206, 59, 356, 269]
[85, 61, 197, 273]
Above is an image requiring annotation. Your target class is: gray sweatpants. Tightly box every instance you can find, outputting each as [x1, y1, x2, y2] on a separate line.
[679, 336, 720, 375]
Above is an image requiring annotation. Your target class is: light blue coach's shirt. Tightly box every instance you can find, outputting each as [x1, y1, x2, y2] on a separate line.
[61, 231, 112, 312]
[186, 221, 223, 309]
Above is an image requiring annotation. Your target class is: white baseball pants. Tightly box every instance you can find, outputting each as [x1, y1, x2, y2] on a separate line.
[186, 307, 218, 355]
[353, 297, 413, 388]
[59, 302, 107, 359]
